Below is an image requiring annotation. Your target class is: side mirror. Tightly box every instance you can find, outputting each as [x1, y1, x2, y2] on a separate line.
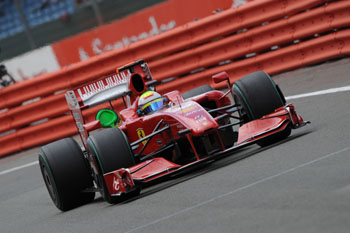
[212, 71, 234, 100]
[212, 71, 230, 84]
[96, 109, 121, 128]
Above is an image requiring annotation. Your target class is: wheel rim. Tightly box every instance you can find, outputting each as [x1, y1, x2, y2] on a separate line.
[39, 153, 60, 207]
[42, 165, 57, 202]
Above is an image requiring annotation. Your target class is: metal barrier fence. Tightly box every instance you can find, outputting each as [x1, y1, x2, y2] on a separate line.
[1, 0, 349, 156]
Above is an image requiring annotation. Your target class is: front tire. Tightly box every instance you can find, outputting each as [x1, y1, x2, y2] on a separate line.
[232, 71, 290, 146]
[87, 128, 139, 204]
[38, 138, 95, 211]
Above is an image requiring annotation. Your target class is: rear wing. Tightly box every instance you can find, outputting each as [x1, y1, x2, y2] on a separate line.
[65, 69, 131, 110]
[64, 59, 155, 147]
[65, 59, 154, 110]
[64, 70, 131, 148]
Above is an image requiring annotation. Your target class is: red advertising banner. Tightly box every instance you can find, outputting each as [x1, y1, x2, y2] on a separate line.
[51, 0, 251, 67]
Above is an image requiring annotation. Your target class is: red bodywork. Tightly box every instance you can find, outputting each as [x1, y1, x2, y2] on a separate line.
[65, 60, 308, 197]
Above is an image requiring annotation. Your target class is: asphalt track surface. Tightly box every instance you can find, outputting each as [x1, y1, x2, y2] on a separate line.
[1, 58, 350, 233]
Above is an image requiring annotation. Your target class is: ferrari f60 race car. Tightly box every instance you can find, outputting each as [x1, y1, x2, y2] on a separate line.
[38, 60, 309, 211]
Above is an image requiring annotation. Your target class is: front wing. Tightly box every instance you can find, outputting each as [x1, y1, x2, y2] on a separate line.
[103, 104, 309, 196]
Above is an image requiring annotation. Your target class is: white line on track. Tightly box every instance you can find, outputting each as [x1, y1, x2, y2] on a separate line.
[0, 161, 38, 176]
[285, 85, 350, 100]
[0, 85, 349, 176]
[124, 147, 349, 233]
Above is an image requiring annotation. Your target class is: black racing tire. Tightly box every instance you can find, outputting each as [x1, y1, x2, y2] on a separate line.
[182, 85, 214, 99]
[218, 125, 237, 148]
[38, 138, 95, 211]
[232, 71, 290, 146]
[87, 128, 140, 204]
[232, 71, 286, 120]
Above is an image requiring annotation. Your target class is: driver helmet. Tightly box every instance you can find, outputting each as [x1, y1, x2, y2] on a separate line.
[138, 91, 164, 115]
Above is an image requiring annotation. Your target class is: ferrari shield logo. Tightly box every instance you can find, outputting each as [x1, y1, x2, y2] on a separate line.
[137, 128, 147, 145]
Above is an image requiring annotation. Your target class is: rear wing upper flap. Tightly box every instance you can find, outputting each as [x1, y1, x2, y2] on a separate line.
[65, 60, 155, 110]
[65, 69, 131, 110]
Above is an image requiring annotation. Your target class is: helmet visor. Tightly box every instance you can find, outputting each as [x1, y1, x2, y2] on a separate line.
[141, 98, 163, 115]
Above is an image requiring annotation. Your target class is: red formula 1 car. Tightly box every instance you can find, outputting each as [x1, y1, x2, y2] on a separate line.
[38, 60, 309, 211]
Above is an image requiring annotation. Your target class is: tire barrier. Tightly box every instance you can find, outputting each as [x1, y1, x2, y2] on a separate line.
[1, 0, 349, 156]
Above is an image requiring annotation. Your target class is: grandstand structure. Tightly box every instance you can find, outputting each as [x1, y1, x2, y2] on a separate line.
[0, 0, 75, 40]
[0, 0, 164, 60]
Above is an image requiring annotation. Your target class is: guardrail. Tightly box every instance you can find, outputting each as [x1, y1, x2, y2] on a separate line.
[1, 0, 349, 156]
[0, 0, 327, 110]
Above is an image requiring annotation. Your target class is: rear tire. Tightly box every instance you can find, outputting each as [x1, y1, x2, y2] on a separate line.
[87, 128, 140, 204]
[38, 138, 95, 211]
[232, 71, 290, 146]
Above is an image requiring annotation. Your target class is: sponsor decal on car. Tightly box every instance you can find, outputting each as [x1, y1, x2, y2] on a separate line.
[195, 115, 208, 125]
[113, 176, 121, 192]
[137, 128, 147, 145]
